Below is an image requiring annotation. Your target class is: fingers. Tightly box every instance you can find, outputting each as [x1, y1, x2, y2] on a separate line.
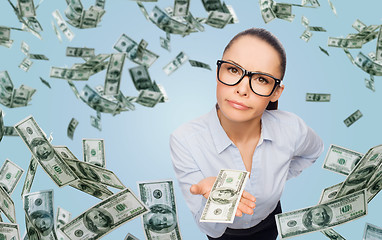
[242, 191, 256, 202]
[235, 208, 243, 217]
[190, 184, 201, 195]
[237, 201, 254, 216]
[240, 197, 256, 209]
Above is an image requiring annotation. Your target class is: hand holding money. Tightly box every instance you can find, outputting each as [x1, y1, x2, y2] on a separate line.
[190, 176, 256, 217]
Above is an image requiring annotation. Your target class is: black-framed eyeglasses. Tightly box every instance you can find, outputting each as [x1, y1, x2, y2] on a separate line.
[216, 60, 282, 97]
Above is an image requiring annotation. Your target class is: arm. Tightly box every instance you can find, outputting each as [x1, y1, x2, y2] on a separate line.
[169, 133, 228, 237]
[287, 117, 324, 180]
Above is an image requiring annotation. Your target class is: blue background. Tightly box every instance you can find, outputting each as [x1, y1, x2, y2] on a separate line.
[0, 0, 381, 239]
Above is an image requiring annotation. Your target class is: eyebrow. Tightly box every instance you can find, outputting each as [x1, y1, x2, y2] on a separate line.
[224, 59, 277, 77]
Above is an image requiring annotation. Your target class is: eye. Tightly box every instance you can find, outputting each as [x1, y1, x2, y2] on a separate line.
[255, 76, 270, 84]
[227, 66, 240, 75]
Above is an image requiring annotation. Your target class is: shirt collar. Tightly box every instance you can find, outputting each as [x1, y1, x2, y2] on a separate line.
[208, 105, 274, 154]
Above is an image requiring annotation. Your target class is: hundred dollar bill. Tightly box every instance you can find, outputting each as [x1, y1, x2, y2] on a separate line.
[81, 54, 110, 69]
[19, 57, 33, 72]
[52, 10, 75, 41]
[365, 162, 382, 203]
[104, 53, 126, 96]
[376, 26, 382, 61]
[259, 0, 276, 24]
[328, 37, 363, 49]
[66, 47, 95, 58]
[352, 19, 366, 32]
[29, 54, 49, 60]
[138, 180, 182, 240]
[335, 144, 382, 198]
[0, 186, 16, 223]
[308, 26, 326, 32]
[319, 46, 329, 56]
[114, 34, 159, 67]
[0, 26, 11, 41]
[82, 139, 105, 167]
[4, 126, 18, 136]
[90, 116, 102, 131]
[320, 228, 345, 240]
[15, 116, 78, 187]
[163, 51, 189, 75]
[136, 1, 150, 20]
[200, 169, 249, 223]
[21, 157, 38, 198]
[365, 76, 376, 92]
[0, 159, 24, 195]
[0, 223, 20, 240]
[57, 207, 71, 230]
[276, 189, 367, 239]
[0, 111, 3, 141]
[205, 11, 232, 29]
[149, 6, 189, 35]
[24, 190, 58, 239]
[61, 188, 149, 239]
[136, 39, 148, 60]
[323, 144, 364, 175]
[125, 233, 139, 240]
[80, 85, 119, 114]
[344, 110, 362, 127]
[363, 223, 382, 240]
[160, 36, 171, 52]
[327, 0, 337, 15]
[189, 60, 211, 70]
[67, 118, 78, 140]
[50, 67, 90, 81]
[202, 0, 223, 11]
[67, 80, 80, 99]
[174, 0, 189, 16]
[318, 182, 342, 204]
[18, 0, 36, 17]
[306, 93, 330, 102]
[136, 90, 162, 108]
[69, 179, 113, 200]
[57, 207, 71, 240]
[21, 41, 30, 55]
[51, 20, 63, 42]
[129, 65, 153, 90]
[62, 158, 124, 189]
[40, 77, 51, 89]
[90, 61, 109, 76]
[355, 52, 382, 76]
[300, 30, 312, 42]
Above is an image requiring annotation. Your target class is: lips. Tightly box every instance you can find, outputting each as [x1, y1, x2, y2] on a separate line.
[226, 99, 250, 110]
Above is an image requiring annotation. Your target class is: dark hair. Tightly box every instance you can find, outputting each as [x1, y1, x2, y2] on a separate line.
[223, 28, 286, 110]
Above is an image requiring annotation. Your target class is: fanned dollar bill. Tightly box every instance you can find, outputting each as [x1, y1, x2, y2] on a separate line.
[363, 223, 382, 240]
[15, 116, 78, 187]
[306, 93, 330, 102]
[323, 144, 363, 175]
[61, 188, 149, 240]
[276, 190, 367, 239]
[21, 157, 38, 198]
[344, 110, 362, 127]
[66, 47, 95, 58]
[63, 158, 124, 189]
[23, 190, 58, 239]
[69, 179, 113, 200]
[104, 53, 126, 96]
[136, 90, 162, 108]
[67, 118, 79, 140]
[90, 116, 102, 131]
[200, 169, 249, 223]
[0, 186, 16, 223]
[0, 159, 24, 194]
[188, 60, 211, 70]
[335, 144, 382, 198]
[318, 182, 342, 204]
[163, 51, 188, 75]
[52, 10, 75, 41]
[138, 180, 182, 240]
[19, 57, 33, 72]
[50, 67, 91, 81]
[82, 139, 105, 167]
[56, 207, 71, 240]
[129, 65, 153, 90]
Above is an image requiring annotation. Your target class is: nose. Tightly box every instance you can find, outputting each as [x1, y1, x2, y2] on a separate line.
[235, 75, 251, 97]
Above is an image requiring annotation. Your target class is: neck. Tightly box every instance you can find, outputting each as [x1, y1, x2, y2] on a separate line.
[217, 109, 262, 145]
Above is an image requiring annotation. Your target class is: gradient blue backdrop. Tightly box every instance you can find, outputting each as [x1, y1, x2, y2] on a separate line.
[0, 0, 381, 239]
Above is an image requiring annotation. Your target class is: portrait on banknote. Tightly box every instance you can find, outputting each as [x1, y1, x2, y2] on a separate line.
[302, 205, 333, 230]
[370, 178, 382, 194]
[30, 137, 54, 161]
[346, 166, 375, 185]
[210, 187, 236, 204]
[143, 204, 177, 234]
[30, 210, 54, 236]
[77, 162, 100, 182]
[83, 208, 114, 234]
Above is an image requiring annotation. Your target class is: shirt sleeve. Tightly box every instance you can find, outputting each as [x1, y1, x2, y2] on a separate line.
[287, 116, 324, 180]
[169, 133, 228, 238]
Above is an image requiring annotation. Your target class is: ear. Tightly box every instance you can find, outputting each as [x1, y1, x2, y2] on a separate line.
[270, 84, 284, 102]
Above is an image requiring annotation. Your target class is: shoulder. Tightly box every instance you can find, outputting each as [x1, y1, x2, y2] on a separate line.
[170, 111, 211, 142]
[263, 109, 307, 129]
